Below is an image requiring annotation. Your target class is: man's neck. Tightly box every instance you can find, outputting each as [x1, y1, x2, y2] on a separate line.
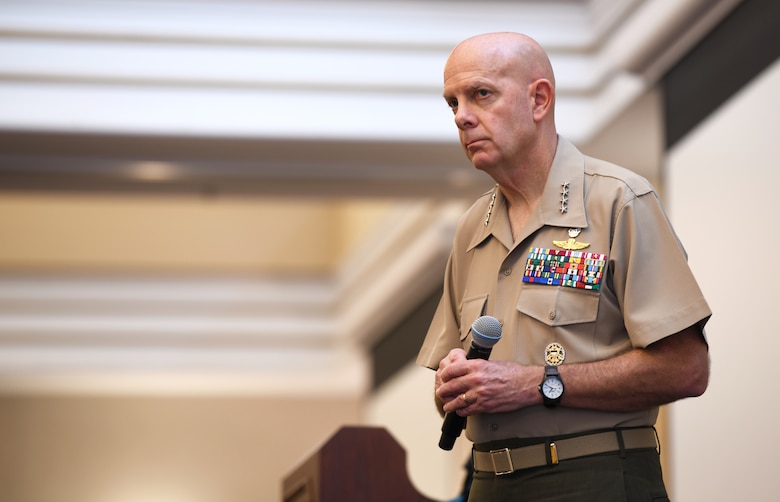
[496, 134, 557, 241]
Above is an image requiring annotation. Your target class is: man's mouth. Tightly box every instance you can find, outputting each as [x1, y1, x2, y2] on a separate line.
[465, 138, 487, 150]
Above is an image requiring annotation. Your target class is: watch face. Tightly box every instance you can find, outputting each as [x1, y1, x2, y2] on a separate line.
[542, 377, 564, 399]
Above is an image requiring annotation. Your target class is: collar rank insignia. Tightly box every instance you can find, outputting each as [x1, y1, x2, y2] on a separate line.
[484, 186, 498, 226]
[559, 182, 570, 214]
[553, 228, 590, 250]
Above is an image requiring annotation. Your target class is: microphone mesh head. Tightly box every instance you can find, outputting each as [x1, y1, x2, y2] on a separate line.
[471, 315, 502, 348]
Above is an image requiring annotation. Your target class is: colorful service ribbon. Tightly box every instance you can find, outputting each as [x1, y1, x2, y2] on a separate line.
[522, 247, 607, 290]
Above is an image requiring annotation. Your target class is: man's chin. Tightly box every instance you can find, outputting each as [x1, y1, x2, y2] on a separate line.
[469, 156, 496, 173]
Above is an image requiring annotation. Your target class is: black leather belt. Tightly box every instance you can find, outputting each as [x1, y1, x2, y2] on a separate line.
[472, 427, 659, 475]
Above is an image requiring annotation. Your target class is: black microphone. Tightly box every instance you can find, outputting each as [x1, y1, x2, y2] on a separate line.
[438, 315, 503, 451]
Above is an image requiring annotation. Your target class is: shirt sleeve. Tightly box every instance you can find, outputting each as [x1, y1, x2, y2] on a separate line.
[416, 253, 461, 370]
[609, 190, 711, 348]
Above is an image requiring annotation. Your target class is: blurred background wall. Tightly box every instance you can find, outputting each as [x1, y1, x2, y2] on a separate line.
[0, 0, 777, 500]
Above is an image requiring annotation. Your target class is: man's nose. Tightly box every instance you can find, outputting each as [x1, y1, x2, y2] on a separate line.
[454, 105, 476, 129]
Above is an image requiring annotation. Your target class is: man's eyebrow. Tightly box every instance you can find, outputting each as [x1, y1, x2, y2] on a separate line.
[443, 80, 492, 98]
[465, 80, 490, 91]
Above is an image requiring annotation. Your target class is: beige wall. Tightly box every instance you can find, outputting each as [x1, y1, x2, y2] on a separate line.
[0, 395, 362, 502]
[666, 59, 780, 501]
[0, 194, 390, 274]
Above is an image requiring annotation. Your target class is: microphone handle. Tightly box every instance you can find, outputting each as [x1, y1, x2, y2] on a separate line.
[438, 342, 493, 450]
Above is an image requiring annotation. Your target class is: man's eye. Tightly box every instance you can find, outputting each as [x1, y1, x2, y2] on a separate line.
[477, 89, 490, 98]
[447, 99, 458, 110]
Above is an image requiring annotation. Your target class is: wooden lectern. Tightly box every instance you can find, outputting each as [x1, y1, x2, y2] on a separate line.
[282, 426, 441, 502]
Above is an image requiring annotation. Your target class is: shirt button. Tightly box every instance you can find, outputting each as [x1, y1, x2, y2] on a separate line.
[503, 268, 512, 276]
[549, 310, 557, 320]
[490, 423, 499, 432]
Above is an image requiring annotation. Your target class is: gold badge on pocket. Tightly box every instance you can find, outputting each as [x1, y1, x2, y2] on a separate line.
[545, 343, 566, 366]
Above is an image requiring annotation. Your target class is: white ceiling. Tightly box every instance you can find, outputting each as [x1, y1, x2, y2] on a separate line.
[0, 0, 743, 395]
[0, 0, 695, 143]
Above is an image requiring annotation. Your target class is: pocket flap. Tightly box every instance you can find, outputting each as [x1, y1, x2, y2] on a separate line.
[460, 294, 488, 341]
[517, 286, 599, 327]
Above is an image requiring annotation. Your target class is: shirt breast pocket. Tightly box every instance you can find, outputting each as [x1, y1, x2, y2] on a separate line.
[516, 286, 599, 327]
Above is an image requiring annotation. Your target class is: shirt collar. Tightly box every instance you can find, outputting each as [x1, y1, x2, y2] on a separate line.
[467, 136, 588, 252]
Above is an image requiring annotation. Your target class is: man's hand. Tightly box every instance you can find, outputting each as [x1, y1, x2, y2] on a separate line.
[435, 348, 542, 416]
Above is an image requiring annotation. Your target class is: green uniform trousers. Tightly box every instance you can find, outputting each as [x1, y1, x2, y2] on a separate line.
[468, 448, 669, 502]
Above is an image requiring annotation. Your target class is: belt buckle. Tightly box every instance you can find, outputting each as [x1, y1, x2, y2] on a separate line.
[489, 447, 514, 475]
[549, 442, 559, 465]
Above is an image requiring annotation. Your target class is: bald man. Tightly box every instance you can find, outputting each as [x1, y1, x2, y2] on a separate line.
[417, 33, 710, 501]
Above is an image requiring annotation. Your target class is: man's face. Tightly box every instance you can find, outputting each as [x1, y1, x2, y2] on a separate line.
[442, 47, 534, 172]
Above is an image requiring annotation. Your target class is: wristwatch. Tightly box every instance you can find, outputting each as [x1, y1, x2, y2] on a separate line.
[538, 365, 564, 408]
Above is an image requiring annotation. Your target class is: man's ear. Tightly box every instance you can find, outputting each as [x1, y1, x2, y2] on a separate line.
[531, 79, 554, 121]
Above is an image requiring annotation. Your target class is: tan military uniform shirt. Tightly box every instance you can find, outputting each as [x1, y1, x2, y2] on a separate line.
[417, 137, 711, 443]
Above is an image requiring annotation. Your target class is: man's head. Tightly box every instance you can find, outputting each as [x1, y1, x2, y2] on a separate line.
[442, 32, 557, 174]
